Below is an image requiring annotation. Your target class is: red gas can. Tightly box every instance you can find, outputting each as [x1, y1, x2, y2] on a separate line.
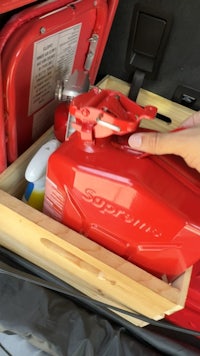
[43, 88, 200, 281]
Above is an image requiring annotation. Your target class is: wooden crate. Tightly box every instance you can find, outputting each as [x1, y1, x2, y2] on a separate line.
[0, 76, 194, 327]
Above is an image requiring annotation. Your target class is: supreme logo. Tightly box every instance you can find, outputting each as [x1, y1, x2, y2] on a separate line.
[82, 188, 162, 238]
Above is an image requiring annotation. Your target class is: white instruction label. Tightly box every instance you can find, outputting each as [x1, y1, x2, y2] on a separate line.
[29, 23, 81, 115]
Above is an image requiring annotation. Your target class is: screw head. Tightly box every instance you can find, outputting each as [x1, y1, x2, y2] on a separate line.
[40, 27, 46, 34]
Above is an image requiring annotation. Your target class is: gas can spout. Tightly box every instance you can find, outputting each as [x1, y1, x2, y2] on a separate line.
[69, 87, 157, 142]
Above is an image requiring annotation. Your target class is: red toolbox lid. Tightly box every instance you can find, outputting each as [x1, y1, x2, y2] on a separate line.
[0, 1, 37, 14]
[0, 0, 118, 171]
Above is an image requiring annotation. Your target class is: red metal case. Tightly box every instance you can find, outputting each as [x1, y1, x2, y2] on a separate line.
[0, 0, 118, 171]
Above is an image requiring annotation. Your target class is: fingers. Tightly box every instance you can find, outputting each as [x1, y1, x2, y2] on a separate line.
[128, 124, 200, 173]
[180, 111, 200, 128]
[128, 131, 184, 155]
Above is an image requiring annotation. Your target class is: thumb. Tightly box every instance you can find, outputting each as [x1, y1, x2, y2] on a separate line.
[128, 132, 180, 155]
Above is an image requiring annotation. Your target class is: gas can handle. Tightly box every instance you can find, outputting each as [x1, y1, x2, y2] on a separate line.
[70, 88, 157, 141]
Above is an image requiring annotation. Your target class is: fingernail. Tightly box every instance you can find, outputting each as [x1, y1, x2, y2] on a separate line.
[128, 134, 142, 148]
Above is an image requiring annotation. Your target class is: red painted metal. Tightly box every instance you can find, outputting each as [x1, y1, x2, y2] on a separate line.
[54, 87, 157, 141]
[0, 0, 118, 171]
[0, 0, 37, 14]
[0, 66, 7, 172]
[44, 88, 200, 281]
[54, 102, 71, 142]
[70, 88, 157, 138]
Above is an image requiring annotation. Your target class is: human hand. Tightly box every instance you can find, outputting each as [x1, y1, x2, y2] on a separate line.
[128, 111, 200, 173]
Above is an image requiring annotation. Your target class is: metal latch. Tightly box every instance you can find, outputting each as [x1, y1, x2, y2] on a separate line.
[84, 33, 99, 71]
